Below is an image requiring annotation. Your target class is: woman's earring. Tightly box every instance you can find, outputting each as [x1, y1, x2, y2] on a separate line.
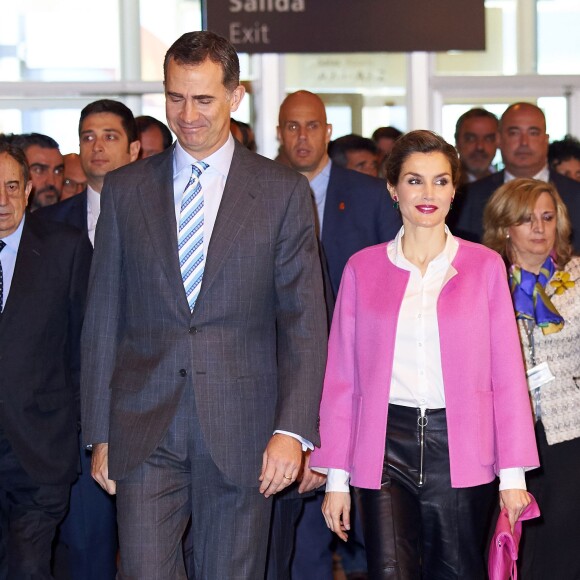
[393, 196, 399, 210]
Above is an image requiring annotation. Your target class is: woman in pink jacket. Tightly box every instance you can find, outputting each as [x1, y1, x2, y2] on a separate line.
[310, 130, 539, 579]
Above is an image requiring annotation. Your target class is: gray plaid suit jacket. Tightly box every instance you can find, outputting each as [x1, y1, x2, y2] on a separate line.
[81, 141, 328, 486]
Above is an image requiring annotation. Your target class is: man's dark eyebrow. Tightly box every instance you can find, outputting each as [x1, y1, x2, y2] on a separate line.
[29, 162, 48, 168]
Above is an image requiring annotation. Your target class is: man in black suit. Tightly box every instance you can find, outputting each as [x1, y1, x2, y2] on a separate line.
[0, 143, 91, 578]
[455, 102, 580, 249]
[36, 99, 140, 580]
[82, 32, 327, 579]
[268, 90, 400, 580]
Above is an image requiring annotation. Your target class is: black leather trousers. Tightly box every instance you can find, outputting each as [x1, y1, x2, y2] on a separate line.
[354, 405, 496, 580]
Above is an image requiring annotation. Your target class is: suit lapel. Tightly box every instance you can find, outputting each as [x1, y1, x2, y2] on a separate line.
[0, 217, 43, 331]
[136, 149, 186, 304]
[195, 145, 260, 308]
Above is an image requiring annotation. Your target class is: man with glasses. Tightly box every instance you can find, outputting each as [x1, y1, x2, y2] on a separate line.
[60, 153, 88, 200]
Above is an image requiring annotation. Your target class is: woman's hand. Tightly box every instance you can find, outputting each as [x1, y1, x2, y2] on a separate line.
[499, 489, 531, 533]
[321, 491, 351, 541]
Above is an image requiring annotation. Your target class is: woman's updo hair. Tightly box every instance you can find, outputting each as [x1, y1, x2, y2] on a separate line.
[386, 130, 460, 188]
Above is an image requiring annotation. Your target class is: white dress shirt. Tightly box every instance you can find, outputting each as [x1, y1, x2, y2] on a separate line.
[87, 185, 101, 248]
[504, 165, 550, 183]
[326, 227, 525, 492]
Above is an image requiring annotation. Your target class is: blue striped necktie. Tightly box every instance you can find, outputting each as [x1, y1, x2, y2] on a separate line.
[178, 161, 209, 312]
[0, 240, 5, 313]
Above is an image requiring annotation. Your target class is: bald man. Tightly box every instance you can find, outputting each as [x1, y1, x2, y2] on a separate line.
[455, 102, 580, 248]
[268, 91, 400, 580]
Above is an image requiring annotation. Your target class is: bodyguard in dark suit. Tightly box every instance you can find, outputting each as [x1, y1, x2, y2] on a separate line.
[81, 32, 327, 579]
[37, 99, 140, 580]
[0, 144, 91, 578]
[455, 102, 580, 250]
[269, 90, 400, 580]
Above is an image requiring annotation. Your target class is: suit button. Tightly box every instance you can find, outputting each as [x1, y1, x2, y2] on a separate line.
[179, 369, 187, 377]
[189, 327, 198, 334]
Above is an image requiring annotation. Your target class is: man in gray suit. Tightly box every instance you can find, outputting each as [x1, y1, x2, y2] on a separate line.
[81, 31, 327, 579]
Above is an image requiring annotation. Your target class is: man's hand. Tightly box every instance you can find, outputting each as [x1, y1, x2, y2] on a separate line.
[91, 443, 117, 495]
[298, 451, 327, 493]
[259, 434, 302, 498]
[322, 491, 351, 542]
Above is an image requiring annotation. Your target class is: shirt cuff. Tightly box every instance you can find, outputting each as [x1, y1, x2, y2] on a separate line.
[498, 467, 527, 491]
[274, 430, 314, 452]
[325, 468, 350, 492]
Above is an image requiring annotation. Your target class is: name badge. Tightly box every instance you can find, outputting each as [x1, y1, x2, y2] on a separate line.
[526, 361, 555, 392]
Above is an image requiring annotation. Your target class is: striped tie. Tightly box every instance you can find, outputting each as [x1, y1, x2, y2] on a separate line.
[178, 161, 208, 312]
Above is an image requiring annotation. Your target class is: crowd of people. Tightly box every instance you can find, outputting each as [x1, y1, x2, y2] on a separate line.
[1, 29, 579, 580]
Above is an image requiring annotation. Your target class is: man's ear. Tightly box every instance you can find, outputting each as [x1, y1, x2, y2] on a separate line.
[229, 85, 246, 113]
[24, 180, 33, 205]
[129, 140, 141, 162]
[325, 124, 332, 143]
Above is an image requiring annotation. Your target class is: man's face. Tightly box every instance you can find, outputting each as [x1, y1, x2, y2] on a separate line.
[79, 112, 140, 190]
[277, 93, 332, 177]
[553, 157, 580, 182]
[455, 116, 498, 179]
[0, 152, 32, 237]
[61, 154, 88, 200]
[25, 145, 64, 208]
[345, 149, 379, 177]
[139, 125, 166, 159]
[500, 105, 549, 177]
[165, 58, 244, 160]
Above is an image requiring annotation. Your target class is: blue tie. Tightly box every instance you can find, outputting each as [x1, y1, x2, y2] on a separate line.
[178, 162, 208, 312]
[0, 240, 5, 313]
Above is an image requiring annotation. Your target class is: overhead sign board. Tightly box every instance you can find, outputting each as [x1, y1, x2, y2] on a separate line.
[204, 0, 485, 53]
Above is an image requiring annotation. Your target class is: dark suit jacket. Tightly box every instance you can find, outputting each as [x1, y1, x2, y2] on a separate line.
[321, 164, 401, 296]
[0, 213, 92, 484]
[81, 142, 328, 487]
[35, 190, 89, 234]
[454, 170, 580, 251]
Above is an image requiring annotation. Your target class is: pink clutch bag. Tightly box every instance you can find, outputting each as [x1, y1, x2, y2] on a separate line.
[488, 493, 540, 580]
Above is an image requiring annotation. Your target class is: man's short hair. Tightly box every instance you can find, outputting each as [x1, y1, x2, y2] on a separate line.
[11, 132, 60, 152]
[136, 116, 173, 150]
[454, 108, 498, 141]
[0, 142, 31, 183]
[78, 99, 138, 144]
[163, 31, 240, 92]
[371, 126, 403, 143]
[548, 135, 580, 167]
[328, 134, 378, 167]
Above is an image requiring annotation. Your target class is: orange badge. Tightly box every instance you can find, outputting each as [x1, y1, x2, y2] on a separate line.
[339, 202, 345, 210]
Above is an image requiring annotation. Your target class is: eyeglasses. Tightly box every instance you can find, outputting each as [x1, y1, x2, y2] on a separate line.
[62, 177, 87, 194]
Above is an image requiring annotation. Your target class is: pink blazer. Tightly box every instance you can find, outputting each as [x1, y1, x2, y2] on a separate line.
[310, 238, 539, 489]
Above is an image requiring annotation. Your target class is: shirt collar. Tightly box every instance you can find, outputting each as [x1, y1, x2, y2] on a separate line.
[388, 225, 459, 273]
[0, 212, 25, 251]
[504, 165, 550, 183]
[173, 134, 235, 179]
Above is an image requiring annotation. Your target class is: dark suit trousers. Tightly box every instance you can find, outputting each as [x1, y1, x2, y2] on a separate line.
[54, 434, 117, 580]
[115, 386, 273, 580]
[0, 431, 69, 580]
